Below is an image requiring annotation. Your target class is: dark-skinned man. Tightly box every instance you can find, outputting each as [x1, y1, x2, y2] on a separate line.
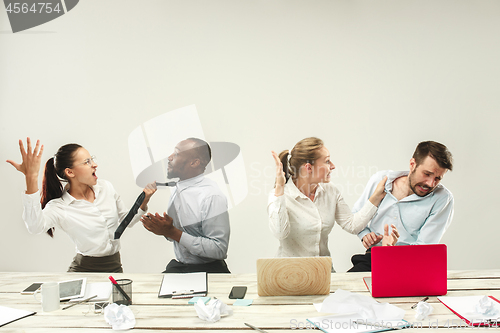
[141, 138, 230, 273]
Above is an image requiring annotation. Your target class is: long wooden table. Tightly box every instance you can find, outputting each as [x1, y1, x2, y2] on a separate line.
[0, 270, 499, 332]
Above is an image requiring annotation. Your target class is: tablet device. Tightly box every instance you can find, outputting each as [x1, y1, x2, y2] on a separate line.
[59, 278, 87, 301]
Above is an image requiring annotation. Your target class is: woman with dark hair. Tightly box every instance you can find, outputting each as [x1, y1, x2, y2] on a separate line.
[7, 138, 156, 273]
[268, 137, 398, 270]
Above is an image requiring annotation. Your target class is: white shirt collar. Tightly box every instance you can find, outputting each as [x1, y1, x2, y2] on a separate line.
[385, 171, 409, 192]
[286, 177, 325, 200]
[176, 173, 204, 192]
[61, 182, 102, 205]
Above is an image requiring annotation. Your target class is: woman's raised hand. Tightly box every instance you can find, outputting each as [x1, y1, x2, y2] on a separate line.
[140, 181, 157, 211]
[143, 181, 157, 198]
[6, 138, 44, 194]
[272, 151, 286, 196]
[6, 138, 44, 177]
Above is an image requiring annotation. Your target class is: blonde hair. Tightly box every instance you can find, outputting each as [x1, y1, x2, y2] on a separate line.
[278, 137, 324, 183]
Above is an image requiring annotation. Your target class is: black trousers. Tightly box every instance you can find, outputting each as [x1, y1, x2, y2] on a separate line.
[347, 249, 372, 272]
[163, 259, 231, 274]
[68, 252, 123, 273]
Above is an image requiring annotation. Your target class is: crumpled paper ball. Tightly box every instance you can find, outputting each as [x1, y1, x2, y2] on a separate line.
[104, 303, 136, 330]
[194, 298, 233, 322]
[476, 296, 499, 316]
[415, 301, 434, 321]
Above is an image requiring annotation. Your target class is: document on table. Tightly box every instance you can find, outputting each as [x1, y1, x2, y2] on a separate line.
[438, 295, 500, 326]
[0, 305, 36, 328]
[158, 272, 207, 298]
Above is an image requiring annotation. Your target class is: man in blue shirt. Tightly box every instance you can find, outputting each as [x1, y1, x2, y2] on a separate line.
[348, 141, 454, 272]
[141, 138, 231, 273]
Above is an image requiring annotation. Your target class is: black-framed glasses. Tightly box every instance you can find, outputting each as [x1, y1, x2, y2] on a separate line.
[74, 156, 97, 167]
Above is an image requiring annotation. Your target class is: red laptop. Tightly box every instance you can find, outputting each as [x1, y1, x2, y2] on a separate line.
[363, 244, 447, 297]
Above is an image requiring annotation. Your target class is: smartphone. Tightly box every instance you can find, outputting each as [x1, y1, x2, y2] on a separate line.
[229, 286, 247, 299]
[21, 283, 43, 295]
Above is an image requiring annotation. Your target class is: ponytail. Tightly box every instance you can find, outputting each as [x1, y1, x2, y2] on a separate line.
[278, 150, 292, 183]
[40, 143, 82, 237]
[41, 158, 62, 237]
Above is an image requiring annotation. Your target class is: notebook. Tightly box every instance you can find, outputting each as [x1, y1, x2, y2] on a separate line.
[158, 272, 208, 298]
[257, 257, 332, 296]
[363, 244, 447, 298]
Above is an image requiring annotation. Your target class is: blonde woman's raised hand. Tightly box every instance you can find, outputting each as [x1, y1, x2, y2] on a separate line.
[271, 151, 286, 196]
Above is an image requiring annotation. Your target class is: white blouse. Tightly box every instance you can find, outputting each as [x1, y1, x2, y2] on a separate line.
[22, 179, 145, 257]
[268, 178, 377, 258]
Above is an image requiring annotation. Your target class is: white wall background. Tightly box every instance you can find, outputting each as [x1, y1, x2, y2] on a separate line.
[1, 0, 499, 273]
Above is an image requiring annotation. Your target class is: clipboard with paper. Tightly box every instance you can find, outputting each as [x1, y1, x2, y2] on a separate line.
[438, 295, 500, 326]
[158, 272, 208, 299]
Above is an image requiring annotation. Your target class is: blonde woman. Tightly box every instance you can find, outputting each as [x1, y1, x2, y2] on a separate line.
[268, 137, 397, 269]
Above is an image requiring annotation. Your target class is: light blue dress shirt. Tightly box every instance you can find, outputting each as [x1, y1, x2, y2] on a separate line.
[167, 174, 230, 264]
[354, 170, 454, 246]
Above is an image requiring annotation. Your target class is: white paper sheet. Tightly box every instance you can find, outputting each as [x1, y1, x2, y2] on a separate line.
[438, 295, 500, 324]
[159, 272, 207, 298]
[0, 305, 35, 328]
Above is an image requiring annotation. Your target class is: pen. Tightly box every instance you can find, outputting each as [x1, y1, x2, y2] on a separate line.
[244, 322, 269, 333]
[411, 297, 429, 309]
[108, 276, 131, 302]
[62, 295, 98, 310]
